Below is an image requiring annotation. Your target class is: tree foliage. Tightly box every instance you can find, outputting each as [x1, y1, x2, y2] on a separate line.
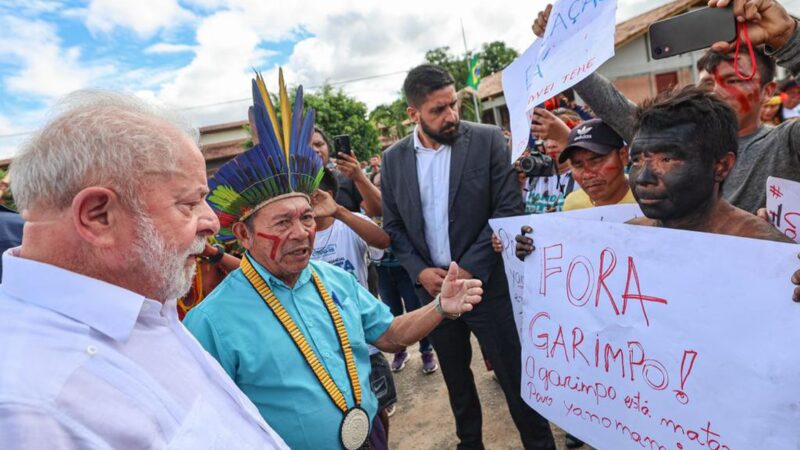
[424, 41, 518, 91]
[303, 85, 380, 161]
[480, 41, 519, 76]
[368, 97, 409, 142]
[370, 41, 518, 128]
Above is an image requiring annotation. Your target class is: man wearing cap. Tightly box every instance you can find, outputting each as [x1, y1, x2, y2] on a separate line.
[532, 0, 800, 214]
[184, 73, 484, 450]
[559, 118, 636, 211]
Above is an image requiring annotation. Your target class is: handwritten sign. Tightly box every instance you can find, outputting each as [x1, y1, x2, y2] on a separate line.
[558, 203, 642, 222]
[490, 205, 641, 337]
[766, 176, 800, 242]
[502, 0, 617, 163]
[492, 214, 800, 450]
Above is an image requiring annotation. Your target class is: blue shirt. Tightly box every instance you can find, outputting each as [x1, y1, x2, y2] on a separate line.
[184, 255, 394, 450]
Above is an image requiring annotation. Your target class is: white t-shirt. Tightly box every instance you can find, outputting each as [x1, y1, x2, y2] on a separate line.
[311, 213, 383, 288]
[523, 171, 578, 214]
[783, 105, 800, 119]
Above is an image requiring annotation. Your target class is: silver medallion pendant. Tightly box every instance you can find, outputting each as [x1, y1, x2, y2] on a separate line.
[340, 406, 370, 450]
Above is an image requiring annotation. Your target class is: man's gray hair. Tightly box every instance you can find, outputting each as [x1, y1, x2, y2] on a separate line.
[10, 90, 199, 212]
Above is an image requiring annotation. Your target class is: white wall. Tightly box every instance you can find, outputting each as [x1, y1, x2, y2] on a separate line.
[597, 34, 704, 82]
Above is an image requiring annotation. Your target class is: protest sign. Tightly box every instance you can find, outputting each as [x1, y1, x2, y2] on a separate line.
[493, 213, 800, 449]
[502, 0, 617, 162]
[490, 204, 641, 336]
[766, 175, 800, 242]
[558, 203, 642, 222]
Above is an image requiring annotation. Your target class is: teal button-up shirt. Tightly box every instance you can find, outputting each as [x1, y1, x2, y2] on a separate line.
[184, 255, 394, 450]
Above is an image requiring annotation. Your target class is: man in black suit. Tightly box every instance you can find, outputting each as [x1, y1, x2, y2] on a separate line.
[381, 64, 555, 450]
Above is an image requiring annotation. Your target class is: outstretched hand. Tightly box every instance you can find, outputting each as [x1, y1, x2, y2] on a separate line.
[708, 0, 796, 52]
[439, 262, 483, 316]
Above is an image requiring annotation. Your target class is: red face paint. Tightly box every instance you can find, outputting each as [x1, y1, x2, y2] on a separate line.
[256, 232, 282, 260]
[713, 66, 760, 116]
[713, 70, 750, 114]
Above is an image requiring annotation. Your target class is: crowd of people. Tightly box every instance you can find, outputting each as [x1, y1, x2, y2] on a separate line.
[1, 0, 800, 449]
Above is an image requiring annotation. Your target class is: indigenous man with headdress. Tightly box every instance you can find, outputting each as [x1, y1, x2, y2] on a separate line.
[184, 71, 484, 450]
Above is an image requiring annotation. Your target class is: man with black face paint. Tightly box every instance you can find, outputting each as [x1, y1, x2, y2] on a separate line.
[516, 87, 800, 301]
[381, 64, 556, 450]
[532, 0, 800, 214]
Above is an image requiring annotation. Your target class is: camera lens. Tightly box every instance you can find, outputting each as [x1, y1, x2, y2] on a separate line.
[655, 47, 663, 55]
[519, 157, 534, 173]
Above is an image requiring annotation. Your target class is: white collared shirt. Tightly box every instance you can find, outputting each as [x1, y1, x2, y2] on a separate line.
[0, 249, 288, 450]
[413, 126, 452, 268]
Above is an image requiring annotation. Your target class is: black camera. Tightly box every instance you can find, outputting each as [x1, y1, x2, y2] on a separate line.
[518, 141, 555, 178]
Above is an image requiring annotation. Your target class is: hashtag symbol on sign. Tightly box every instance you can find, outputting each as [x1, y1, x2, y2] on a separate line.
[770, 185, 783, 198]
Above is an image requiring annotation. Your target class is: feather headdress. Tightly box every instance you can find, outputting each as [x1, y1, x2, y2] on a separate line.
[207, 69, 324, 241]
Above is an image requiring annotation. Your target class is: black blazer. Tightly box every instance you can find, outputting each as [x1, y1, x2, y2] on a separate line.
[381, 121, 524, 302]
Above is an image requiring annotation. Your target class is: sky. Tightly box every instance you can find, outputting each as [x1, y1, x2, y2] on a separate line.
[0, 0, 795, 158]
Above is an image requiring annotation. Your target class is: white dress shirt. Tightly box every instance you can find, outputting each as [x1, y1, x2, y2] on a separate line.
[0, 249, 288, 450]
[414, 126, 452, 268]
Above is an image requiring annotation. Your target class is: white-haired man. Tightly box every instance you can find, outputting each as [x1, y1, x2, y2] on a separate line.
[0, 91, 288, 449]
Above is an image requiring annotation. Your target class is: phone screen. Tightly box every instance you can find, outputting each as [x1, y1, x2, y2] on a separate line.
[333, 134, 351, 157]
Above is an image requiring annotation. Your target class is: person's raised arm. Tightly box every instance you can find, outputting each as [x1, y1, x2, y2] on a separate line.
[373, 262, 482, 352]
[332, 153, 382, 216]
[531, 4, 637, 142]
[311, 189, 389, 249]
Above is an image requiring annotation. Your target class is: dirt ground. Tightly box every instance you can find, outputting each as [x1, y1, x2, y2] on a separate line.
[386, 336, 596, 450]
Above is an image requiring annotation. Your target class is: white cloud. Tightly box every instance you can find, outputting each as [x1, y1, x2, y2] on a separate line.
[0, 16, 114, 99]
[85, 0, 195, 38]
[2, 0, 750, 157]
[144, 43, 197, 54]
[144, 0, 681, 127]
[156, 10, 263, 108]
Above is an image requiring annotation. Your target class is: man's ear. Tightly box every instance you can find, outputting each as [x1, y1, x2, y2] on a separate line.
[714, 152, 737, 182]
[71, 187, 126, 248]
[232, 221, 252, 250]
[761, 81, 778, 102]
[619, 146, 630, 166]
[406, 105, 419, 124]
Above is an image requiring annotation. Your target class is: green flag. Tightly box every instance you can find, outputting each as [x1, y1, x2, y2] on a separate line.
[467, 55, 481, 89]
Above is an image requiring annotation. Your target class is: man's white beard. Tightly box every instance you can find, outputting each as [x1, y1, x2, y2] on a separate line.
[132, 213, 206, 301]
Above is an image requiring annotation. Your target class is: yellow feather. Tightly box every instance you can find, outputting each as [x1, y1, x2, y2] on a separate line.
[256, 72, 283, 152]
[278, 68, 292, 163]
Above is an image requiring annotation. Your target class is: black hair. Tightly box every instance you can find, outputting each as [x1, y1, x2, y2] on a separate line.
[634, 86, 738, 166]
[696, 46, 776, 87]
[318, 168, 339, 198]
[403, 64, 455, 107]
[778, 77, 799, 92]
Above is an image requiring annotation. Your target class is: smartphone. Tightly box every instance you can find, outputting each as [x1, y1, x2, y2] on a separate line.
[333, 134, 351, 158]
[649, 6, 736, 60]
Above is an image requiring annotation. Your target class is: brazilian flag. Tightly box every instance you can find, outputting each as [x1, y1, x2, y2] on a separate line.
[467, 55, 481, 89]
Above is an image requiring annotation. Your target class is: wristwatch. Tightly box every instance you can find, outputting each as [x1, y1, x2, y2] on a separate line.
[434, 294, 460, 320]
